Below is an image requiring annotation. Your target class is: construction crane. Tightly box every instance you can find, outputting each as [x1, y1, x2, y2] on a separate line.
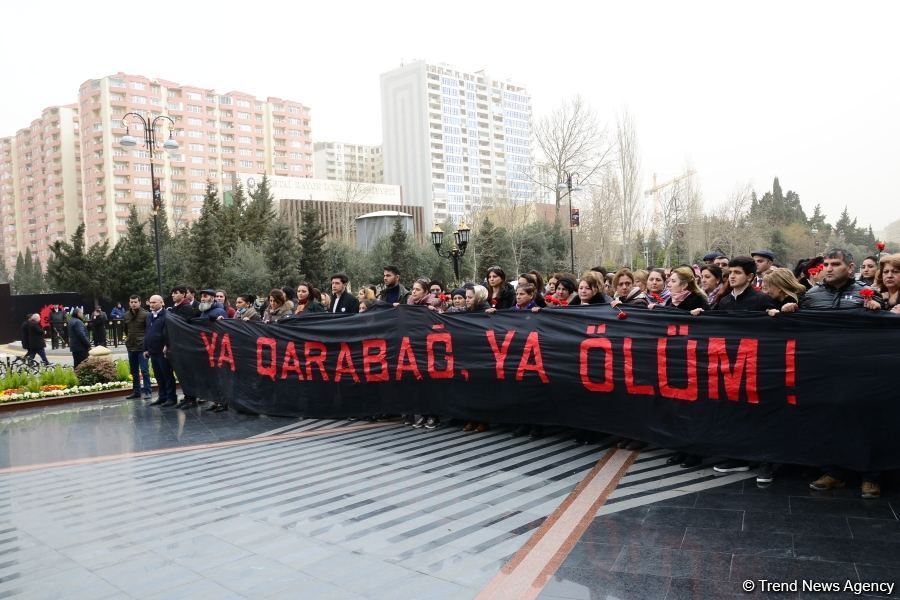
[644, 169, 696, 227]
[644, 169, 696, 265]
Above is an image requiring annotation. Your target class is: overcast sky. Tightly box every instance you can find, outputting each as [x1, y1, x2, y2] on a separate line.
[2, 0, 897, 230]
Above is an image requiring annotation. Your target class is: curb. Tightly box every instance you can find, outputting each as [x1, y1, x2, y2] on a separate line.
[0, 384, 168, 413]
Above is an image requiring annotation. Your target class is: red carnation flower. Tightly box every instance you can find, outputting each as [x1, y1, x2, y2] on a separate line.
[876, 241, 886, 251]
[559, 299, 569, 306]
[860, 288, 875, 300]
[439, 293, 449, 302]
[617, 311, 628, 320]
[490, 297, 498, 306]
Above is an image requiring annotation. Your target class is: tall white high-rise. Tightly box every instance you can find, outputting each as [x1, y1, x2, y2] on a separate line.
[380, 61, 533, 232]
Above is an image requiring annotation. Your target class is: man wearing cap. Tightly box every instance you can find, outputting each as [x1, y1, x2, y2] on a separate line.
[702, 251, 724, 265]
[198, 289, 227, 321]
[750, 249, 776, 288]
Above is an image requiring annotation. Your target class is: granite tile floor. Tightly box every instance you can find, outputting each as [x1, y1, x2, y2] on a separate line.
[3, 399, 900, 599]
[0, 396, 296, 468]
[541, 470, 900, 600]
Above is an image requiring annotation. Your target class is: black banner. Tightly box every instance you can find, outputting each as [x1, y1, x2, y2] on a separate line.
[166, 306, 900, 471]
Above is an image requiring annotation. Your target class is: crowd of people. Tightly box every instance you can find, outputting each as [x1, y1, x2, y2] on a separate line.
[21, 246, 900, 498]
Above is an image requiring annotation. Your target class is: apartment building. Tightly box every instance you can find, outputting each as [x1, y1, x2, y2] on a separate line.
[381, 61, 533, 232]
[77, 73, 313, 246]
[0, 105, 83, 270]
[313, 142, 383, 183]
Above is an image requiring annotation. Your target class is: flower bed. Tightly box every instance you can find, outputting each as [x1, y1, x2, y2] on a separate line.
[0, 381, 133, 402]
[0, 360, 156, 404]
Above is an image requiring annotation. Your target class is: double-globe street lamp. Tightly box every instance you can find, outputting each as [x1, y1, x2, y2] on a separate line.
[431, 223, 471, 285]
[557, 172, 582, 274]
[119, 113, 179, 295]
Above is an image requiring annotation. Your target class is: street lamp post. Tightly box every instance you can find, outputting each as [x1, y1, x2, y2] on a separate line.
[557, 172, 582, 273]
[431, 223, 471, 285]
[119, 113, 179, 295]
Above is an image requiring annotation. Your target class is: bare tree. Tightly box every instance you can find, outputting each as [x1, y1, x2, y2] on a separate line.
[336, 180, 374, 243]
[614, 111, 642, 266]
[582, 165, 622, 266]
[533, 95, 613, 216]
[708, 184, 755, 258]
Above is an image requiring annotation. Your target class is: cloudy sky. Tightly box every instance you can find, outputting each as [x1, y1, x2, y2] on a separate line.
[2, 0, 897, 230]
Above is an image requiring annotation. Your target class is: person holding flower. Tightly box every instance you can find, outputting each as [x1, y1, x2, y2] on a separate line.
[485, 266, 515, 312]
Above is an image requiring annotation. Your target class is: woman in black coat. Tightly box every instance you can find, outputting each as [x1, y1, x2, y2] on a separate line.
[485, 266, 515, 311]
[660, 266, 708, 312]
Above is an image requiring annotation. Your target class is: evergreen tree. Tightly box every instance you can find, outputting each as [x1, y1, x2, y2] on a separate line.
[14, 249, 42, 294]
[834, 207, 853, 241]
[221, 241, 271, 297]
[31, 255, 46, 294]
[82, 240, 110, 304]
[388, 217, 416, 278]
[188, 181, 223, 288]
[243, 174, 276, 243]
[217, 176, 246, 257]
[264, 219, 299, 288]
[298, 205, 327, 288]
[473, 217, 501, 277]
[46, 224, 89, 294]
[110, 205, 156, 300]
[11, 252, 25, 294]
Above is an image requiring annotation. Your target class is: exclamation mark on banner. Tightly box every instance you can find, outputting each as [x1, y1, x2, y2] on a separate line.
[785, 340, 796, 405]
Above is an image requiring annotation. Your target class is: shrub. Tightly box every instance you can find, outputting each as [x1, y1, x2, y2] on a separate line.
[115, 359, 131, 382]
[38, 365, 78, 389]
[75, 357, 119, 386]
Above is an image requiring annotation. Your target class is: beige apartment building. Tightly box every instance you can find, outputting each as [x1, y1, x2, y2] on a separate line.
[313, 142, 383, 184]
[78, 73, 313, 246]
[0, 72, 313, 272]
[0, 106, 83, 270]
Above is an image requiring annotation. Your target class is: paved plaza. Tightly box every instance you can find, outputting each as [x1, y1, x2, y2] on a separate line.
[0, 398, 898, 599]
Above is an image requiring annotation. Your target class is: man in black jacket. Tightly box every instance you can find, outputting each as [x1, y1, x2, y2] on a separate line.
[713, 256, 777, 312]
[710, 256, 776, 478]
[797, 249, 884, 498]
[329, 273, 359, 314]
[123, 295, 151, 400]
[145, 295, 177, 407]
[24, 314, 50, 366]
[68, 308, 91, 368]
[169, 285, 202, 410]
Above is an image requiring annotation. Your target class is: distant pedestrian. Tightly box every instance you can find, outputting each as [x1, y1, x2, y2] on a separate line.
[91, 306, 108, 347]
[24, 313, 50, 366]
[68, 308, 91, 368]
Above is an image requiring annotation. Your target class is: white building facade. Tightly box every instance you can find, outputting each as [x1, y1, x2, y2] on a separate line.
[380, 61, 533, 233]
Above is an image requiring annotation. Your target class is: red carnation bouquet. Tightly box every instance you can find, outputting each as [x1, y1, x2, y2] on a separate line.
[860, 287, 875, 300]
[438, 293, 449, 303]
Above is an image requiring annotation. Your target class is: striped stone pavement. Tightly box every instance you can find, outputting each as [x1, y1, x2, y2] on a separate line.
[0, 419, 753, 599]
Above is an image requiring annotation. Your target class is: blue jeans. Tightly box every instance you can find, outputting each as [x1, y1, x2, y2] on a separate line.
[149, 353, 176, 402]
[26, 348, 50, 365]
[128, 350, 152, 395]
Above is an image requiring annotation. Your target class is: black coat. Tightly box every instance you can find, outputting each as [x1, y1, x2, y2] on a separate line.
[664, 293, 708, 312]
[170, 301, 201, 320]
[68, 318, 91, 354]
[489, 284, 516, 310]
[714, 286, 777, 312]
[329, 292, 359, 315]
[26, 321, 45, 350]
